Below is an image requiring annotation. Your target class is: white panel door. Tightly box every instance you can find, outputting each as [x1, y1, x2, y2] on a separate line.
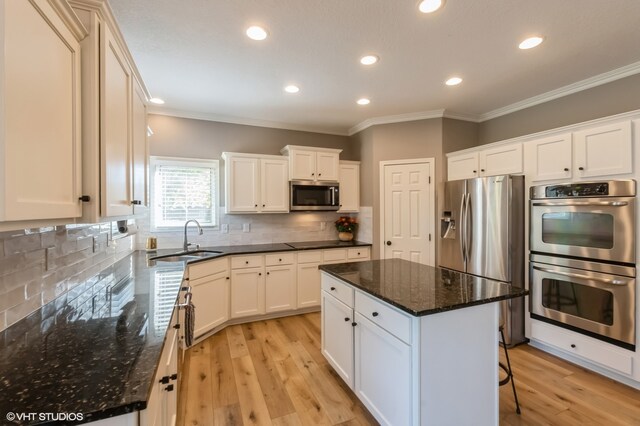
[227, 156, 259, 212]
[382, 162, 432, 265]
[101, 24, 133, 217]
[574, 121, 633, 178]
[479, 143, 523, 176]
[297, 262, 321, 308]
[447, 152, 478, 181]
[316, 151, 340, 181]
[230, 267, 265, 318]
[260, 158, 289, 212]
[265, 265, 296, 312]
[321, 291, 355, 389]
[132, 82, 148, 214]
[2, 0, 82, 220]
[290, 149, 316, 180]
[191, 271, 229, 337]
[525, 133, 572, 182]
[338, 162, 360, 213]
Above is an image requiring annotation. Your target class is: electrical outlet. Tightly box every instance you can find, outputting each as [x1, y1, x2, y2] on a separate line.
[221, 224, 229, 234]
[320, 221, 326, 231]
[243, 223, 251, 233]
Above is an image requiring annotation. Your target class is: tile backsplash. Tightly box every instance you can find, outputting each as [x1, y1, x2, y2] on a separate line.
[0, 223, 134, 332]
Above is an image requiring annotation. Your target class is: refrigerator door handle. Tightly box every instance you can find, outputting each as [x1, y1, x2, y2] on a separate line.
[460, 193, 466, 263]
[465, 193, 472, 261]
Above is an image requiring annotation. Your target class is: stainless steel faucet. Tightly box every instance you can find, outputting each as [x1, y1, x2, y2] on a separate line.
[183, 219, 203, 252]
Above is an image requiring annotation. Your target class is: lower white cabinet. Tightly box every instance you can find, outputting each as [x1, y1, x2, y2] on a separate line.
[191, 270, 229, 338]
[321, 290, 355, 388]
[265, 264, 296, 313]
[230, 267, 265, 318]
[297, 262, 322, 308]
[354, 312, 412, 426]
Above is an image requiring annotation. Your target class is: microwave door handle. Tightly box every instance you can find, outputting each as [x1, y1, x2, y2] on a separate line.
[331, 188, 336, 206]
[532, 265, 628, 286]
[532, 201, 629, 207]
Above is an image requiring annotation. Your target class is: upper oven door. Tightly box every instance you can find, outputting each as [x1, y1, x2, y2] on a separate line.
[530, 197, 635, 264]
[290, 181, 339, 211]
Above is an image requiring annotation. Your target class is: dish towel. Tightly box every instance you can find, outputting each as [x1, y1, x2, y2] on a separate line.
[183, 293, 195, 348]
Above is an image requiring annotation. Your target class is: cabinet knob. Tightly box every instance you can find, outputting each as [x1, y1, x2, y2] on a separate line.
[480, 169, 485, 172]
[246, 261, 249, 264]
[170, 373, 178, 381]
[330, 287, 336, 291]
[372, 312, 379, 317]
[255, 204, 258, 207]
[578, 167, 584, 171]
[344, 317, 350, 322]
[78, 195, 91, 202]
[267, 271, 270, 275]
[262, 204, 265, 207]
[159, 375, 170, 384]
[131, 200, 142, 205]
[357, 252, 361, 255]
[472, 170, 477, 173]
[571, 344, 576, 348]
[564, 168, 569, 172]
[279, 258, 282, 262]
[311, 173, 315, 176]
[259, 272, 262, 276]
[165, 384, 174, 392]
[352, 322, 357, 327]
[318, 173, 322, 176]
[226, 277, 229, 280]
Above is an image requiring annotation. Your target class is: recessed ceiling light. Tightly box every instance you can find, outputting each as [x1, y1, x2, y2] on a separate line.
[357, 98, 370, 105]
[519, 36, 544, 50]
[246, 26, 268, 41]
[149, 97, 165, 105]
[360, 55, 379, 65]
[445, 77, 462, 86]
[418, 0, 445, 13]
[284, 85, 300, 93]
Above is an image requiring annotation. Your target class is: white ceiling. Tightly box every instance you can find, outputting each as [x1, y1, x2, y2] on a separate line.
[109, 0, 640, 135]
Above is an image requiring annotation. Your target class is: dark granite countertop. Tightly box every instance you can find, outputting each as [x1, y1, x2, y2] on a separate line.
[319, 259, 528, 317]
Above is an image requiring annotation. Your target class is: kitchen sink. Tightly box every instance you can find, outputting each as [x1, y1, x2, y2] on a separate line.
[150, 250, 223, 262]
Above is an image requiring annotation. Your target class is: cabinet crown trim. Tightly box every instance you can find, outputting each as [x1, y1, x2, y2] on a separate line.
[48, 0, 89, 40]
[280, 145, 343, 155]
[221, 152, 288, 161]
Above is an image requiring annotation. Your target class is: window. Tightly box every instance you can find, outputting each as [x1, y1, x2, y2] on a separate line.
[150, 156, 219, 230]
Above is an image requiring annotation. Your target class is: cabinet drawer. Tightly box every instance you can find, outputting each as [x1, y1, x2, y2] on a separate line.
[347, 247, 370, 260]
[188, 257, 229, 280]
[321, 273, 354, 307]
[265, 252, 295, 266]
[323, 248, 347, 263]
[231, 254, 264, 269]
[355, 291, 412, 344]
[531, 320, 633, 375]
[297, 250, 322, 264]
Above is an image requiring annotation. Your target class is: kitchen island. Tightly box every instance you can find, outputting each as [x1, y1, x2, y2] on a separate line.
[319, 258, 528, 426]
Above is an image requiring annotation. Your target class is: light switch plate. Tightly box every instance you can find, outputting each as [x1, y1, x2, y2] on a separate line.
[243, 223, 251, 233]
[221, 224, 229, 233]
[320, 221, 326, 231]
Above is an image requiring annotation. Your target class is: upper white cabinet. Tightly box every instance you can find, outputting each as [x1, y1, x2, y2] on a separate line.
[573, 121, 632, 178]
[524, 133, 572, 182]
[0, 0, 86, 223]
[222, 152, 288, 214]
[447, 144, 522, 181]
[71, 0, 149, 222]
[338, 161, 360, 213]
[281, 145, 342, 181]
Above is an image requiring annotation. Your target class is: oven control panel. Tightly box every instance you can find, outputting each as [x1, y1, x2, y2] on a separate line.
[545, 182, 609, 198]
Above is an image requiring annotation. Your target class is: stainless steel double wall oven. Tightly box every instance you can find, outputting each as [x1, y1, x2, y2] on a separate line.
[529, 180, 636, 350]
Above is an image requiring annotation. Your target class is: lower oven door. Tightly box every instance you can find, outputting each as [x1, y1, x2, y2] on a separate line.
[530, 260, 635, 349]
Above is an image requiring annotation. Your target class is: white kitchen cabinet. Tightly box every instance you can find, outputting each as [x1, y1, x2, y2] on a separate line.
[71, 0, 149, 222]
[574, 121, 632, 178]
[222, 153, 288, 213]
[447, 152, 479, 181]
[281, 145, 342, 181]
[479, 143, 522, 176]
[354, 312, 412, 426]
[321, 290, 355, 388]
[0, 0, 86, 223]
[230, 267, 265, 318]
[132, 81, 149, 214]
[297, 261, 322, 308]
[524, 133, 572, 182]
[338, 161, 360, 213]
[265, 264, 297, 313]
[191, 270, 229, 337]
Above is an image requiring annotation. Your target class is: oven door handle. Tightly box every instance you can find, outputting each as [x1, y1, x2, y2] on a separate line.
[531, 201, 629, 207]
[532, 265, 629, 286]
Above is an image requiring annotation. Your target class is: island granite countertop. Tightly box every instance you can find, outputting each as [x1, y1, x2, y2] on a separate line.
[319, 258, 528, 316]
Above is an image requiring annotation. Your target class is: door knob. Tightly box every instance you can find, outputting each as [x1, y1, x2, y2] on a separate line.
[386, 241, 392, 246]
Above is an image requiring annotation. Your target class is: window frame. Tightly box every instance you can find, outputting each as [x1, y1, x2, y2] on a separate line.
[149, 156, 220, 232]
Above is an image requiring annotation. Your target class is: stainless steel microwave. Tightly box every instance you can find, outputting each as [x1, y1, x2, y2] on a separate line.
[290, 181, 340, 211]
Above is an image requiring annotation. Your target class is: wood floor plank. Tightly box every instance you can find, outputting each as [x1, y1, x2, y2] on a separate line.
[213, 403, 244, 426]
[228, 324, 249, 358]
[271, 412, 303, 426]
[274, 315, 327, 367]
[210, 328, 240, 408]
[183, 340, 215, 426]
[232, 354, 274, 425]
[246, 338, 296, 419]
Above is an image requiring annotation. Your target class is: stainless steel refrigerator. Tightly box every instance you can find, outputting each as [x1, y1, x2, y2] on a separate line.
[439, 175, 525, 345]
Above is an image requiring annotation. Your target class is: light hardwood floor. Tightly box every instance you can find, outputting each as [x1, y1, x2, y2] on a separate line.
[178, 312, 640, 425]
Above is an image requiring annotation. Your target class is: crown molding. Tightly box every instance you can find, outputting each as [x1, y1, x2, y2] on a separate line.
[347, 109, 448, 136]
[48, 0, 88, 40]
[442, 110, 482, 122]
[148, 107, 350, 136]
[479, 60, 640, 122]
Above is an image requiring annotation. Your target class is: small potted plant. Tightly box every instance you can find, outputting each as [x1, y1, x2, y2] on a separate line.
[335, 216, 358, 241]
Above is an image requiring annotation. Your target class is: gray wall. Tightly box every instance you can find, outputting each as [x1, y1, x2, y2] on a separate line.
[478, 73, 640, 145]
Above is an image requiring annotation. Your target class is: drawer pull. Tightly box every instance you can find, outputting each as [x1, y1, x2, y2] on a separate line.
[372, 312, 379, 317]
[246, 261, 249, 264]
[330, 287, 336, 291]
[267, 272, 270, 275]
[226, 277, 229, 280]
[279, 258, 282, 261]
[344, 317, 350, 322]
[571, 344, 576, 348]
[259, 272, 262, 276]
[357, 252, 361, 255]
[352, 322, 357, 327]
[564, 168, 569, 172]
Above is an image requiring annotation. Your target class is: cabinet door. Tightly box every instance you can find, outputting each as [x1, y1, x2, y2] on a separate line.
[290, 149, 316, 180]
[191, 271, 229, 337]
[447, 152, 479, 181]
[1, 0, 82, 221]
[132, 82, 148, 214]
[230, 267, 265, 318]
[265, 265, 296, 313]
[226, 156, 259, 212]
[574, 121, 633, 178]
[525, 133, 572, 182]
[338, 163, 360, 213]
[260, 158, 289, 212]
[297, 262, 321, 308]
[321, 291, 355, 389]
[101, 24, 134, 217]
[479, 143, 522, 176]
[354, 313, 412, 426]
[316, 152, 340, 181]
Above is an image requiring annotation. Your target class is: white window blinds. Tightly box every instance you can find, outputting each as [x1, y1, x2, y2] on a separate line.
[150, 157, 219, 229]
